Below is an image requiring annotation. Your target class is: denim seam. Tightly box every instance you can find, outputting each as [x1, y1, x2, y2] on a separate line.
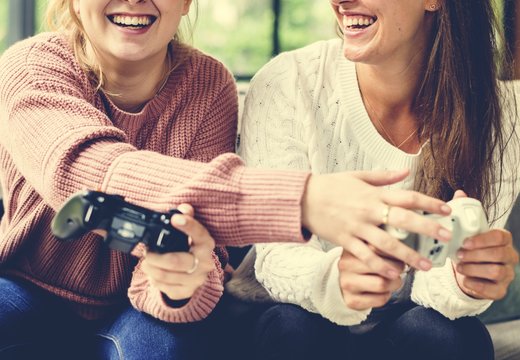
[97, 333, 124, 360]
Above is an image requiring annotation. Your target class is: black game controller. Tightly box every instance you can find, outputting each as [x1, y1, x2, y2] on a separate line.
[51, 190, 189, 254]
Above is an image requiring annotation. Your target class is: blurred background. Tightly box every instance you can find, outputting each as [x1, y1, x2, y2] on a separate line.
[0, 0, 516, 80]
[0, 0, 338, 80]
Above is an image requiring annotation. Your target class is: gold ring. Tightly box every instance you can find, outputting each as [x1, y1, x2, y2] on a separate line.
[382, 205, 391, 225]
[186, 254, 199, 274]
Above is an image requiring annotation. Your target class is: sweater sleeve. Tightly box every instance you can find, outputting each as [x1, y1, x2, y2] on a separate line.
[490, 80, 520, 229]
[239, 53, 369, 325]
[128, 251, 225, 322]
[411, 81, 520, 320]
[127, 71, 237, 321]
[0, 35, 309, 248]
[411, 259, 492, 319]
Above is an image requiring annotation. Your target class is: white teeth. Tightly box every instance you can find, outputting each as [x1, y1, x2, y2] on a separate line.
[112, 15, 153, 26]
[343, 16, 375, 28]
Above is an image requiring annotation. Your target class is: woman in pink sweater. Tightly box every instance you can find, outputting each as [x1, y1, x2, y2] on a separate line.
[0, 0, 458, 358]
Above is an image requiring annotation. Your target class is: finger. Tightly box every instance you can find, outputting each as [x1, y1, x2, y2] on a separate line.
[170, 213, 215, 251]
[381, 190, 451, 216]
[340, 273, 403, 294]
[343, 293, 392, 311]
[461, 229, 512, 250]
[457, 245, 519, 264]
[345, 236, 404, 279]
[145, 251, 203, 273]
[340, 248, 405, 274]
[353, 225, 432, 273]
[176, 203, 195, 217]
[452, 189, 468, 199]
[456, 263, 515, 283]
[352, 169, 410, 186]
[379, 205, 451, 243]
[460, 277, 508, 300]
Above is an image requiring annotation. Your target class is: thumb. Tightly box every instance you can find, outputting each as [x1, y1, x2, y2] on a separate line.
[177, 203, 195, 217]
[452, 189, 468, 200]
[352, 169, 410, 186]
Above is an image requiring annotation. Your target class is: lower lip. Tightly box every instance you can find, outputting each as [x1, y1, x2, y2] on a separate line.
[110, 21, 153, 36]
[343, 24, 374, 39]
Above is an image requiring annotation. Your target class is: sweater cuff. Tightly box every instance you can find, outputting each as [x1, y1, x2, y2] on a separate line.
[128, 256, 224, 323]
[411, 258, 492, 320]
[236, 167, 311, 244]
[311, 247, 371, 326]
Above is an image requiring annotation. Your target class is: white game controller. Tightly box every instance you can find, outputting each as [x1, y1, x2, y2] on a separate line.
[386, 197, 489, 267]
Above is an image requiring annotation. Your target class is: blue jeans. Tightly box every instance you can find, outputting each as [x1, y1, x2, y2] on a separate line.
[0, 276, 219, 360]
[252, 303, 494, 360]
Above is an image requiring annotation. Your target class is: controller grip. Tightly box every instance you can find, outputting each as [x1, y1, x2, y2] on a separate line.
[51, 195, 90, 241]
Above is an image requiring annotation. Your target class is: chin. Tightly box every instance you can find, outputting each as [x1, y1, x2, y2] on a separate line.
[110, 50, 151, 63]
[342, 47, 366, 63]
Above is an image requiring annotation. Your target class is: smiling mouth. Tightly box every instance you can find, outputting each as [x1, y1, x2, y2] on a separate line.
[107, 15, 157, 29]
[343, 15, 377, 30]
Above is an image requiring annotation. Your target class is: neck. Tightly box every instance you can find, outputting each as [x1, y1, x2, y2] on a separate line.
[357, 61, 424, 153]
[96, 48, 170, 113]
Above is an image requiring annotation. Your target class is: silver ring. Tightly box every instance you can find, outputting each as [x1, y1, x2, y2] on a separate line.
[382, 205, 391, 225]
[186, 254, 199, 274]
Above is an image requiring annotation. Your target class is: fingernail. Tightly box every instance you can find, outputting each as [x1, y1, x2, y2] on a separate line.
[441, 205, 451, 214]
[386, 269, 400, 279]
[437, 228, 451, 241]
[456, 250, 464, 259]
[172, 214, 187, 226]
[419, 259, 432, 271]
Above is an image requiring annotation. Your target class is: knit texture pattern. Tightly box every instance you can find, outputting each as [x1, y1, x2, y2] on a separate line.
[0, 33, 309, 322]
[237, 39, 517, 328]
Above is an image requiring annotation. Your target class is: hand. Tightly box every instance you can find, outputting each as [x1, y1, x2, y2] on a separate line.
[141, 204, 216, 301]
[455, 229, 518, 299]
[338, 249, 404, 311]
[450, 190, 519, 299]
[302, 169, 452, 279]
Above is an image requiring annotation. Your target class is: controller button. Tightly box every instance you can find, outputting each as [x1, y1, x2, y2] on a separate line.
[117, 222, 136, 239]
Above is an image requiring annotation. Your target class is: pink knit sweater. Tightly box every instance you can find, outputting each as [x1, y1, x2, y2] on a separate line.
[0, 33, 309, 322]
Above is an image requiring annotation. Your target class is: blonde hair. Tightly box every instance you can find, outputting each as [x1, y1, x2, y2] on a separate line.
[45, 0, 196, 90]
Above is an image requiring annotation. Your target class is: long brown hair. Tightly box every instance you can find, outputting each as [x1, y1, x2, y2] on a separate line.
[45, 0, 198, 90]
[415, 0, 517, 223]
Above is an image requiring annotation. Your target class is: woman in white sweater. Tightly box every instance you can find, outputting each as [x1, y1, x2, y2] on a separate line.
[232, 0, 520, 359]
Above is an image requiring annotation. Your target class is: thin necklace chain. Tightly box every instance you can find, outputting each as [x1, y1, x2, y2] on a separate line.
[154, 48, 173, 98]
[363, 95, 418, 149]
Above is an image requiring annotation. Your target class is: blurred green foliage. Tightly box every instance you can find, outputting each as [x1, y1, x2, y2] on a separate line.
[0, 1, 7, 54]
[0, 0, 507, 78]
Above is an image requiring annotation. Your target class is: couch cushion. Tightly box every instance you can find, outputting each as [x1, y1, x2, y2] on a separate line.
[486, 319, 520, 360]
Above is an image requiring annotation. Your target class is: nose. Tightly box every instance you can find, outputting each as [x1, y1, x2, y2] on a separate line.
[125, 0, 145, 4]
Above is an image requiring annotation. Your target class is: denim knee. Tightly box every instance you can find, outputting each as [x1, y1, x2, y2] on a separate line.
[385, 306, 494, 360]
[254, 304, 347, 360]
[0, 277, 60, 356]
[95, 306, 214, 360]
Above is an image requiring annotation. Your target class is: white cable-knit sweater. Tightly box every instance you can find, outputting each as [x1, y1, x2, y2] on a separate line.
[236, 39, 519, 327]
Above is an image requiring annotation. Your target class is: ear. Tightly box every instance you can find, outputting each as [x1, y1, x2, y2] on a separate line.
[424, 0, 442, 12]
[182, 0, 193, 16]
